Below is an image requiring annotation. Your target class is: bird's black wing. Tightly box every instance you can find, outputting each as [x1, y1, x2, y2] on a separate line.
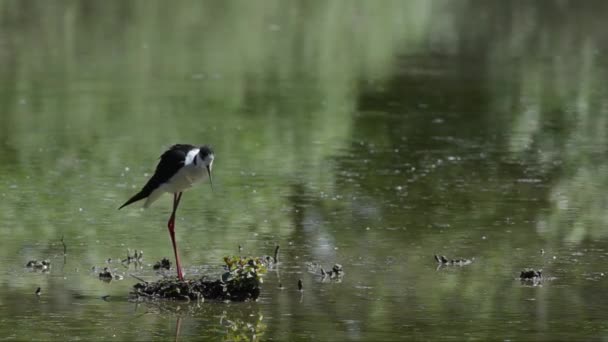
[118, 144, 194, 209]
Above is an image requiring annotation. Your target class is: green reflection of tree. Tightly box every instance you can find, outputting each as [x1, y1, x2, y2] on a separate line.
[479, 3, 608, 244]
[0, 0, 434, 294]
[262, 2, 608, 340]
[0, 283, 266, 341]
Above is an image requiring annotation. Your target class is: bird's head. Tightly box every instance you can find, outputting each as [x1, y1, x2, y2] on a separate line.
[198, 145, 215, 190]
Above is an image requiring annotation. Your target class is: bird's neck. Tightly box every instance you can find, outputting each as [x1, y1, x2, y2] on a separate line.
[193, 152, 203, 166]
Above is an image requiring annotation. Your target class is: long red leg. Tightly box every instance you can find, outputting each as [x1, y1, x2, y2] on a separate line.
[168, 192, 184, 281]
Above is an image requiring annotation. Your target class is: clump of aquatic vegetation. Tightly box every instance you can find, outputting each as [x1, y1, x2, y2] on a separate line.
[132, 256, 267, 301]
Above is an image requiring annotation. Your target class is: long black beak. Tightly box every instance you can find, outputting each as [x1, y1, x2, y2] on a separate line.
[206, 165, 214, 192]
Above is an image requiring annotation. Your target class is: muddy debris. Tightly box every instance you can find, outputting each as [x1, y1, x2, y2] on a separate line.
[26, 260, 51, 271]
[435, 255, 473, 266]
[520, 269, 543, 286]
[99, 267, 113, 281]
[132, 256, 267, 301]
[520, 269, 542, 280]
[153, 258, 172, 270]
[306, 262, 345, 281]
[98, 267, 124, 282]
[320, 264, 344, 279]
[256, 249, 280, 270]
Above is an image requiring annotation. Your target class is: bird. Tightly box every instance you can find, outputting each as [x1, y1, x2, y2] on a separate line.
[119, 144, 215, 281]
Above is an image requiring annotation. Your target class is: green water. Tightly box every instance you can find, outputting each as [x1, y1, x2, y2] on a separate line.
[2, 1, 608, 341]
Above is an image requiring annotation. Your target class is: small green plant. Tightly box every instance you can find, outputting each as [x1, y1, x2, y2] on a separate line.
[222, 256, 268, 284]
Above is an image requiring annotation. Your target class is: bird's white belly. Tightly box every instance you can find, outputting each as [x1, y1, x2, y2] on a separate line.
[166, 164, 207, 193]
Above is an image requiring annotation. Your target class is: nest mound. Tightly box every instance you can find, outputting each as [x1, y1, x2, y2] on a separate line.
[132, 256, 268, 301]
[133, 276, 260, 301]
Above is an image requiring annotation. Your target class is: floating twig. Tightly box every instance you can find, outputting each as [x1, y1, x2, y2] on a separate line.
[60, 235, 67, 255]
[130, 274, 148, 284]
[273, 245, 280, 264]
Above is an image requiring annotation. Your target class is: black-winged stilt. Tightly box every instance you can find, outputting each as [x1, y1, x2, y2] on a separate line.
[119, 144, 215, 281]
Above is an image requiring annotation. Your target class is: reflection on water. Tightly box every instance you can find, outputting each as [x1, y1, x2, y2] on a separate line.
[136, 303, 266, 341]
[1, 1, 608, 340]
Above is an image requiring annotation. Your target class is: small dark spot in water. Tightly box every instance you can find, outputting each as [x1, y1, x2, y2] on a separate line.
[35, 287, 41, 296]
[519, 269, 546, 286]
[97, 267, 123, 281]
[307, 262, 345, 282]
[26, 260, 51, 271]
[298, 279, 303, 291]
[434, 255, 473, 266]
[520, 269, 542, 280]
[153, 258, 172, 270]
[99, 267, 113, 281]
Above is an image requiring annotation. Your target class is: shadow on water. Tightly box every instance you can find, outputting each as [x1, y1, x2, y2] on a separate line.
[1, 0, 608, 340]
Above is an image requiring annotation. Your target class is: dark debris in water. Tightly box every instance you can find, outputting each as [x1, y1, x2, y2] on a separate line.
[520, 269, 542, 280]
[132, 256, 267, 302]
[26, 260, 51, 271]
[133, 277, 260, 302]
[99, 267, 113, 281]
[435, 255, 473, 266]
[321, 264, 344, 279]
[520, 268, 544, 286]
[306, 262, 345, 281]
[98, 267, 124, 281]
[153, 258, 172, 270]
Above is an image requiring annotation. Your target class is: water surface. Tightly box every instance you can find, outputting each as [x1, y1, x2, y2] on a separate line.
[1, 1, 608, 341]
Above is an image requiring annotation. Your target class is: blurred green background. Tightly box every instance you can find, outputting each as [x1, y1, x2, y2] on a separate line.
[1, 1, 608, 340]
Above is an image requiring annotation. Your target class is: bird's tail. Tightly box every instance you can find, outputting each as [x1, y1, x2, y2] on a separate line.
[142, 188, 165, 208]
[118, 190, 148, 210]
